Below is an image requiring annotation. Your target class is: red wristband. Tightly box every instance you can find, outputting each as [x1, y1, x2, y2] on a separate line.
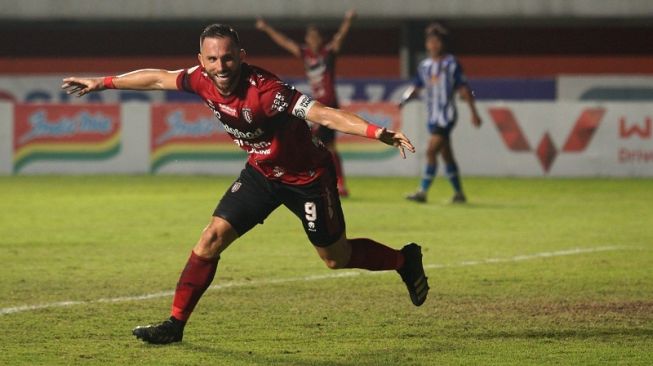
[103, 76, 116, 89]
[366, 124, 381, 139]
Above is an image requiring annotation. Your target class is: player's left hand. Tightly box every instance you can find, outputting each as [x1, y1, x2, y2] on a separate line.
[377, 128, 415, 159]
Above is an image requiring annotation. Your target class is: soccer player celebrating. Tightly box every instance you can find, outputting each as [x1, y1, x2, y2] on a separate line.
[401, 23, 481, 204]
[62, 24, 429, 345]
[256, 9, 356, 197]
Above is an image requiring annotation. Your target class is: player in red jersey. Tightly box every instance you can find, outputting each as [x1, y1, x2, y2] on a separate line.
[256, 9, 356, 197]
[62, 24, 429, 345]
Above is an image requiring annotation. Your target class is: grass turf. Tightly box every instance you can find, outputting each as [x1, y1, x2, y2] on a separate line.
[0, 175, 651, 365]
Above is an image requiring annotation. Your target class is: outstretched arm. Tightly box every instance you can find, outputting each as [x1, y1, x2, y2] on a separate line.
[255, 18, 302, 58]
[306, 101, 415, 159]
[327, 9, 356, 53]
[458, 85, 482, 128]
[62, 69, 182, 97]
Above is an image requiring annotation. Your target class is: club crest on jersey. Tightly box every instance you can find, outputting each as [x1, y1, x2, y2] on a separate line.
[231, 181, 242, 193]
[242, 108, 253, 123]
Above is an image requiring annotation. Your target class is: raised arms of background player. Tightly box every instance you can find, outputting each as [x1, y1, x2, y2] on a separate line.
[255, 9, 357, 57]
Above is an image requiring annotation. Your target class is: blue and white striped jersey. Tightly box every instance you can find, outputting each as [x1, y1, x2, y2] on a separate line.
[413, 54, 467, 128]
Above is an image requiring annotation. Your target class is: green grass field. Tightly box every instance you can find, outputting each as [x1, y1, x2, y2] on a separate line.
[0, 175, 651, 365]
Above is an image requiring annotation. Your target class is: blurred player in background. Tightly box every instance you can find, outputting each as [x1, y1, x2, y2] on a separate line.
[400, 23, 481, 204]
[256, 9, 356, 197]
[62, 23, 428, 345]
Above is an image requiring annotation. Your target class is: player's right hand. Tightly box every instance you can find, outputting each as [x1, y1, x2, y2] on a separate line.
[61, 77, 103, 97]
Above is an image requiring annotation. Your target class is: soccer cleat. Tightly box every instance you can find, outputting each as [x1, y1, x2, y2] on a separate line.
[451, 192, 466, 204]
[132, 317, 184, 344]
[405, 191, 427, 203]
[397, 243, 429, 306]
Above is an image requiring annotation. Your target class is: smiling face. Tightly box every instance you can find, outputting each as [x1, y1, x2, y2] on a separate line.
[198, 35, 245, 96]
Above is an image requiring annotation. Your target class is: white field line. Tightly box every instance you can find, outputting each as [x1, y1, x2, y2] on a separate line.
[0, 245, 627, 316]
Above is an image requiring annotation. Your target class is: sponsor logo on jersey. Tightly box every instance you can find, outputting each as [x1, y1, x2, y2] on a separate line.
[307, 221, 316, 231]
[272, 92, 289, 112]
[218, 103, 238, 117]
[222, 123, 264, 140]
[13, 105, 121, 173]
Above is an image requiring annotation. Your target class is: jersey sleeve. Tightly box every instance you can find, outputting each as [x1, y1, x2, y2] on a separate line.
[412, 72, 424, 88]
[259, 78, 315, 120]
[452, 59, 468, 90]
[175, 65, 201, 94]
[412, 64, 425, 88]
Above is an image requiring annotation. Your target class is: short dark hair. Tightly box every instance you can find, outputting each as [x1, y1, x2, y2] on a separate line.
[425, 22, 448, 39]
[200, 24, 241, 47]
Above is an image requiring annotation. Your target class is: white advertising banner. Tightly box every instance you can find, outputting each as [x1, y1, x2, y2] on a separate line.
[453, 101, 653, 176]
[4, 103, 149, 174]
[1, 101, 651, 177]
[0, 103, 13, 174]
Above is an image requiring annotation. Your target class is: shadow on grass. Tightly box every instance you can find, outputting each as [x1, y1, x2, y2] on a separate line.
[473, 327, 653, 340]
[451, 202, 531, 210]
[178, 342, 437, 366]
[179, 343, 361, 366]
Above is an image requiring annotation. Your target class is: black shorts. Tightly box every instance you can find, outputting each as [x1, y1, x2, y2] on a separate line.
[213, 163, 346, 247]
[314, 125, 336, 144]
[429, 123, 455, 138]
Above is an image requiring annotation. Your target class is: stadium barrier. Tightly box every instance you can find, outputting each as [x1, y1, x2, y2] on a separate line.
[0, 101, 651, 177]
[0, 101, 421, 176]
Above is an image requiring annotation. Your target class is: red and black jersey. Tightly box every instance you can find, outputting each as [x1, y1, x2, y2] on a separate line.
[300, 46, 338, 108]
[176, 63, 332, 185]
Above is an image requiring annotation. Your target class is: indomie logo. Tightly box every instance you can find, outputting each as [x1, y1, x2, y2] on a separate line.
[489, 107, 605, 173]
[20, 110, 113, 144]
[156, 111, 218, 145]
